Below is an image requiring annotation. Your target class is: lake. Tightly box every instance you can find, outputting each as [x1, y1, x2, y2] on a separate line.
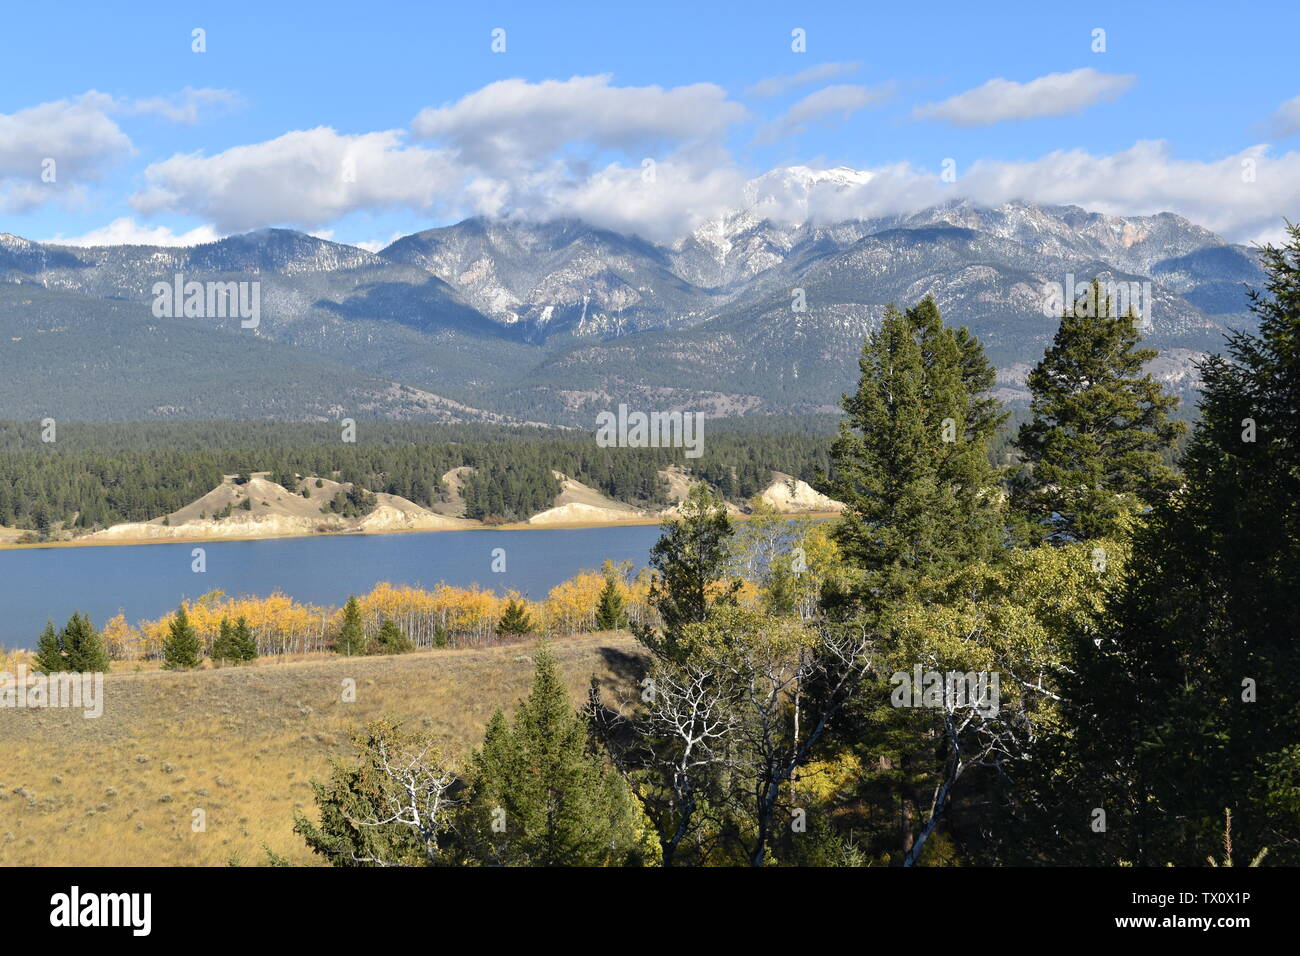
[0, 525, 665, 648]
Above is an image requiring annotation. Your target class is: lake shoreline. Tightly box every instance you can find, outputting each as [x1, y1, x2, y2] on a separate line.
[0, 510, 840, 552]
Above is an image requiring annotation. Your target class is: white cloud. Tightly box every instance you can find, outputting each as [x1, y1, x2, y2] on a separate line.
[42, 217, 223, 247]
[14, 73, 1281, 249]
[1270, 94, 1300, 137]
[0, 92, 132, 211]
[411, 75, 747, 175]
[758, 84, 893, 143]
[130, 127, 463, 232]
[130, 87, 242, 125]
[913, 68, 1135, 127]
[958, 141, 1296, 244]
[513, 153, 750, 240]
[125, 77, 752, 241]
[0, 87, 236, 214]
[746, 62, 861, 98]
[744, 143, 1300, 245]
[104, 138, 1300, 247]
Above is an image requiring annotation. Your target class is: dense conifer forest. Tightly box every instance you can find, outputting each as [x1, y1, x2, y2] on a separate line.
[0, 420, 841, 530]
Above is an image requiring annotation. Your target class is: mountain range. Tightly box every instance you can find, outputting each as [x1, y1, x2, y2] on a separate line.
[0, 168, 1268, 424]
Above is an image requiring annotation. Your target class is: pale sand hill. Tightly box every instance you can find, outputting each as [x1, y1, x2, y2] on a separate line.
[655, 465, 743, 517]
[528, 472, 648, 525]
[654, 469, 840, 517]
[40, 467, 843, 547]
[758, 472, 843, 512]
[658, 465, 697, 505]
[429, 465, 474, 517]
[359, 498, 478, 532]
[86, 472, 474, 542]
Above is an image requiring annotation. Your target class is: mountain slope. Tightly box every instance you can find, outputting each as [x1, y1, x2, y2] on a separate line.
[0, 188, 1272, 424]
[0, 284, 529, 423]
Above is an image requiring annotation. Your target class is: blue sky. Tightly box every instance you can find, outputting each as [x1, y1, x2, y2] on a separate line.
[2, 0, 1297, 248]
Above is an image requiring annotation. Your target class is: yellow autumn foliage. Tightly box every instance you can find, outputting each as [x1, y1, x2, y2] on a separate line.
[99, 567, 658, 661]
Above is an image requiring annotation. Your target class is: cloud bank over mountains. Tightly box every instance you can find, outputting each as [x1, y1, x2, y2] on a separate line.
[11, 71, 1300, 248]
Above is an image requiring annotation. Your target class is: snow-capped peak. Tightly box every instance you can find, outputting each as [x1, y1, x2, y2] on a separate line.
[743, 165, 874, 210]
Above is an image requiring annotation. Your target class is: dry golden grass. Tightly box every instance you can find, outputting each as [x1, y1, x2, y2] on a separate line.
[0, 632, 644, 866]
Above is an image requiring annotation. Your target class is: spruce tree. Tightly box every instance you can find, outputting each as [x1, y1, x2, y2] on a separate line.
[375, 618, 413, 654]
[233, 616, 258, 661]
[828, 297, 1005, 610]
[825, 297, 1005, 861]
[162, 605, 202, 670]
[642, 483, 740, 661]
[1012, 277, 1185, 542]
[62, 612, 109, 672]
[33, 620, 64, 672]
[593, 573, 628, 630]
[496, 598, 534, 637]
[211, 617, 237, 664]
[334, 596, 368, 656]
[461, 644, 645, 865]
[1061, 226, 1300, 865]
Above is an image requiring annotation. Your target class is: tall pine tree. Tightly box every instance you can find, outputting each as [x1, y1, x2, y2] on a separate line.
[828, 296, 1006, 610]
[825, 297, 1006, 862]
[1012, 277, 1185, 542]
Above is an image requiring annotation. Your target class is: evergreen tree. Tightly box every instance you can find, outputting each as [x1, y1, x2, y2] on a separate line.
[162, 604, 202, 670]
[374, 618, 413, 654]
[496, 598, 534, 637]
[593, 573, 628, 630]
[461, 644, 646, 865]
[823, 298, 1005, 861]
[1012, 277, 1185, 541]
[642, 483, 740, 662]
[211, 617, 237, 664]
[61, 612, 109, 672]
[763, 557, 799, 616]
[1060, 226, 1300, 865]
[295, 719, 459, 867]
[233, 616, 258, 661]
[33, 502, 51, 540]
[334, 596, 368, 656]
[33, 620, 64, 672]
[828, 297, 1005, 610]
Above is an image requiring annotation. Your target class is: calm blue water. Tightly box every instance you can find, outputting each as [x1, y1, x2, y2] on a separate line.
[0, 526, 663, 648]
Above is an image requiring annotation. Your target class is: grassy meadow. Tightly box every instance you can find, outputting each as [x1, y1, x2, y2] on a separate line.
[0, 632, 644, 866]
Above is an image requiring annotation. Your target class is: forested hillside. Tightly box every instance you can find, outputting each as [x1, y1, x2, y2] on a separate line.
[0, 420, 838, 531]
